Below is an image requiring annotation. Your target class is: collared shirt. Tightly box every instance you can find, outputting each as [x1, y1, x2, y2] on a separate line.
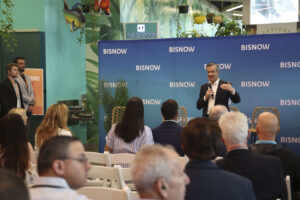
[207, 78, 220, 115]
[106, 124, 154, 154]
[29, 177, 90, 200]
[12, 81, 21, 108]
[255, 140, 277, 145]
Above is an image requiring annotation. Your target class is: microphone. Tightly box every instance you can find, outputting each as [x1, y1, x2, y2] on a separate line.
[208, 83, 214, 99]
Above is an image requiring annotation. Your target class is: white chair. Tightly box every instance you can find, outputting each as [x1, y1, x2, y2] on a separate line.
[85, 151, 108, 166]
[106, 153, 135, 167]
[115, 165, 136, 190]
[286, 175, 292, 200]
[77, 186, 130, 200]
[87, 165, 122, 188]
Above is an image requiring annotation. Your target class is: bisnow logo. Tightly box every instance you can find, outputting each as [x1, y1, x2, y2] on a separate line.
[104, 82, 128, 88]
[142, 99, 161, 105]
[281, 137, 300, 144]
[169, 46, 195, 53]
[170, 82, 195, 88]
[136, 65, 160, 71]
[247, 117, 256, 124]
[280, 61, 300, 68]
[204, 63, 231, 70]
[280, 99, 300, 106]
[103, 48, 127, 55]
[241, 44, 270, 51]
[241, 81, 270, 88]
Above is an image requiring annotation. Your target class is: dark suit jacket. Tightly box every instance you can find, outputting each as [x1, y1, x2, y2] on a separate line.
[196, 79, 240, 117]
[185, 160, 256, 200]
[216, 149, 287, 200]
[0, 78, 24, 118]
[152, 121, 184, 156]
[249, 143, 300, 200]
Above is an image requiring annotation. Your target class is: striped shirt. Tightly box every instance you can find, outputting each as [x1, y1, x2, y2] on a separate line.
[106, 124, 154, 154]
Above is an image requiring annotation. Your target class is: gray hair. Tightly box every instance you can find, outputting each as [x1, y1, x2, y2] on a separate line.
[219, 111, 248, 145]
[131, 145, 177, 195]
[206, 62, 219, 71]
[209, 105, 228, 121]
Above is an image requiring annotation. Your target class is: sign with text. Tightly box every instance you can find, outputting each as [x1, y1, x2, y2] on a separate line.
[124, 22, 159, 40]
[24, 68, 44, 115]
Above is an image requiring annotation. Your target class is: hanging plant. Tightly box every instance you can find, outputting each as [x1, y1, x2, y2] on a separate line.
[0, 0, 17, 52]
[213, 15, 223, 24]
[206, 12, 215, 24]
[193, 12, 206, 24]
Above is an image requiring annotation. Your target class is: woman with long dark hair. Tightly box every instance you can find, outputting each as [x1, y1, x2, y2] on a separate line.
[0, 113, 37, 184]
[105, 97, 154, 153]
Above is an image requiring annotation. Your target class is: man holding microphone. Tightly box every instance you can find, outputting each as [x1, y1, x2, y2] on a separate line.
[196, 62, 241, 117]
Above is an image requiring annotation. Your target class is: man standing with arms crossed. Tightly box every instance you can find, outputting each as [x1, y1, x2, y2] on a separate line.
[196, 62, 241, 117]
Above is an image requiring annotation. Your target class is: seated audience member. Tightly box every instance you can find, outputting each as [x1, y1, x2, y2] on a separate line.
[8, 107, 28, 126]
[105, 97, 154, 153]
[0, 168, 30, 200]
[216, 111, 287, 200]
[249, 112, 300, 200]
[0, 113, 37, 184]
[30, 136, 91, 200]
[152, 99, 184, 156]
[182, 118, 256, 200]
[131, 144, 190, 200]
[35, 103, 72, 151]
[209, 105, 228, 156]
[209, 105, 228, 122]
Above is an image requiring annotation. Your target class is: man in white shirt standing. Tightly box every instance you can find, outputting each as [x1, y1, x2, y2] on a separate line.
[196, 62, 240, 117]
[30, 136, 91, 200]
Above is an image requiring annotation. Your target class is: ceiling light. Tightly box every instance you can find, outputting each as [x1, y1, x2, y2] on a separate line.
[226, 4, 243, 12]
[232, 13, 243, 16]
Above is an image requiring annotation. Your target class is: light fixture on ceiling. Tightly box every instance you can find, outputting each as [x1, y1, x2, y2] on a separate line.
[226, 4, 243, 12]
[232, 13, 243, 16]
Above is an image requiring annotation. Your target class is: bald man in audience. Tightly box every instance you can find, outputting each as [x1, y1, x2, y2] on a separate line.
[30, 136, 91, 200]
[216, 111, 287, 200]
[249, 112, 300, 200]
[209, 105, 228, 121]
[131, 145, 190, 200]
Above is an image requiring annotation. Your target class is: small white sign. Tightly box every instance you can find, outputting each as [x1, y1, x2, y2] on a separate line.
[137, 24, 145, 32]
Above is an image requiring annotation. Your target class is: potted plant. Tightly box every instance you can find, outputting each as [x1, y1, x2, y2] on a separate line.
[178, 0, 189, 14]
[213, 14, 223, 24]
[206, 12, 215, 24]
[193, 12, 206, 24]
[215, 17, 246, 36]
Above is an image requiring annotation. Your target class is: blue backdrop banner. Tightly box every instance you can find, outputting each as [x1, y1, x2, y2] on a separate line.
[98, 33, 300, 155]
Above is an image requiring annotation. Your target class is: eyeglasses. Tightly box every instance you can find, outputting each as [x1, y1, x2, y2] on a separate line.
[62, 156, 89, 164]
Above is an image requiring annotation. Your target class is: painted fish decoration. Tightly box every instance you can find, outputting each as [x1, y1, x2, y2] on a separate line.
[63, 0, 86, 32]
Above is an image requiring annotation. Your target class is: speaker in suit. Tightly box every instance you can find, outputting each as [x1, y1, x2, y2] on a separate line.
[196, 62, 240, 117]
[152, 121, 184, 156]
[0, 79, 24, 118]
[185, 160, 256, 200]
[196, 79, 240, 117]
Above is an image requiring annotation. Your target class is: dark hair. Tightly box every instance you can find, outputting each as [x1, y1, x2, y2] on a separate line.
[115, 97, 145, 143]
[6, 63, 17, 72]
[38, 136, 80, 175]
[161, 99, 178, 120]
[0, 114, 29, 180]
[0, 168, 29, 200]
[181, 118, 222, 161]
[13, 57, 25, 64]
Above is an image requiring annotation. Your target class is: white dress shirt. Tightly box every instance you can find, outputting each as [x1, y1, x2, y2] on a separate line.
[207, 78, 220, 115]
[29, 177, 90, 200]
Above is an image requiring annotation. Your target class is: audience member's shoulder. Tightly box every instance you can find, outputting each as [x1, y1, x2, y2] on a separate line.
[221, 168, 253, 185]
[251, 152, 281, 164]
[144, 125, 152, 133]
